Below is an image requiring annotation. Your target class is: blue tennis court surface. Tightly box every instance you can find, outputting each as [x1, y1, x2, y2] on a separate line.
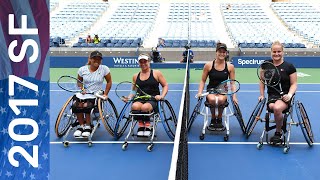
[50, 83, 320, 180]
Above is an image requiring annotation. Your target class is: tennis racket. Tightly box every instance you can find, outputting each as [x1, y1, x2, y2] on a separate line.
[257, 61, 283, 96]
[197, 79, 240, 98]
[57, 75, 106, 99]
[115, 81, 153, 102]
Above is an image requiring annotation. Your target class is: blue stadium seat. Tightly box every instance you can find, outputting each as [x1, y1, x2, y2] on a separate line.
[198, 42, 206, 47]
[239, 43, 247, 48]
[256, 43, 264, 48]
[96, 43, 105, 47]
[88, 43, 96, 47]
[118, 39, 127, 44]
[80, 43, 88, 47]
[130, 43, 139, 47]
[72, 43, 80, 47]
[172, 42, 180, 47]
[122, 43, 131, 47]
[114, 43, 123, 47]
[106, 43, 114, 47]
[206, 42, 214, 47]
[111, 39, 118, 44]
[190, 42, 198, 47]
[78, 38, 85, 44]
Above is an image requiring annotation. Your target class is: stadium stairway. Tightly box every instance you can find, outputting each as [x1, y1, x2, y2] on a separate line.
[211, 3, 234, 48]
[143, 3, 170, 48]
[70, 2, 119, 45]
[265, 3, 310, 48]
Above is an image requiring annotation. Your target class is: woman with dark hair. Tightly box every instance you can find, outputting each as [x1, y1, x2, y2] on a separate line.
[73, 50, 112, 137]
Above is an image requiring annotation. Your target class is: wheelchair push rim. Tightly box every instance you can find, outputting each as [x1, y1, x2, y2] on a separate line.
[295, 101, 314, 146]
[188, 97, 203, 131]
[98, 98, 119, 137]
[231, 100, 246, 134]
[55, 96, 74, 138]
[160, 100, 177, 141]
[246, 98, 266, 138]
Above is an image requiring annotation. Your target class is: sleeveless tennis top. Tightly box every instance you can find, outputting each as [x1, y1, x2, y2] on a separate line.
[136, 70, 160, 96]
[207, 60, 229, 90]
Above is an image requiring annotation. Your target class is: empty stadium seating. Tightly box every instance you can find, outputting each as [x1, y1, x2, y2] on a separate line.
[49, 1, 320, 48]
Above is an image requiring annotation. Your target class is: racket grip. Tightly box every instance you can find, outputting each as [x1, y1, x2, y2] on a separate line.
[195, 92, 209, 98]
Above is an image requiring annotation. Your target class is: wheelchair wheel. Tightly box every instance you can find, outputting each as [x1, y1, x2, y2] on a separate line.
[188, 97, 203, 131]
[295, 101, 314, 146]
[55, 96, 75, 138]
[246, 98, 266, 138]
[113, 102, 131, 140]
[98, 98, 119, 136]
[231, 100, 246, 134]
[160, 100, 177, 140]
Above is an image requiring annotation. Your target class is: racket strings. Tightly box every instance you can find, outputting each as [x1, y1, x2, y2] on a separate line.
[259, 62, 281, 87]
[58, 76, 83, 92]
[214, 80, 240, 94]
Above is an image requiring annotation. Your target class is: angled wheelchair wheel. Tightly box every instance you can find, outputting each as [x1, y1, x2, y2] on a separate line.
[188, 97, 203, 131]
[231, 100, 246, 134]
[113, 102, 131, 140]
[98, 98, 119, 136]
[295, 101, 314, 146]
[55, 96, 75, 138]
[160, 100, 177, 140]
[246, 98, 266, 138]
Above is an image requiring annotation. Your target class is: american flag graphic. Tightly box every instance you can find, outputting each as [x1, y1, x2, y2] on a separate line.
[0, 0, 49, 179]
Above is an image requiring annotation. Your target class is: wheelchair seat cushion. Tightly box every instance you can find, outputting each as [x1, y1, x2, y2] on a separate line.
[130, 110, 154, 122]
[204, 101, 229, 108]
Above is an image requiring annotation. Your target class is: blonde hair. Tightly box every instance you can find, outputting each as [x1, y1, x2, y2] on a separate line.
[138, 53, 151, 61]
[271, 40, 284, 51]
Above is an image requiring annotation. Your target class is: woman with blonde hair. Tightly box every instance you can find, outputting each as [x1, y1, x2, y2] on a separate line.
[126, 53, 168, 136]
[258, 41, 297, 144]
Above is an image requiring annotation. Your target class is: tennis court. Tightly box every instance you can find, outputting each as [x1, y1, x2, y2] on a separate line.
[50, 68, 319, 180]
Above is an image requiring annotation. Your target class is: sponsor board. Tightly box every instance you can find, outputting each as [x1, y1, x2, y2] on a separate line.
[232, 56, 320, 68]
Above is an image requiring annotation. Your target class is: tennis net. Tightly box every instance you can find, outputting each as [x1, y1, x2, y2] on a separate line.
[168, 50, 190, 180]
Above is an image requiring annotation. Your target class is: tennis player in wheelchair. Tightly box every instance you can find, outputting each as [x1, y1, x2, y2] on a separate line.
[126, 53, 168, 137]
[258, 41, 297, 144]
[197, 43, 238, 131]
[73, 50, 112, 138]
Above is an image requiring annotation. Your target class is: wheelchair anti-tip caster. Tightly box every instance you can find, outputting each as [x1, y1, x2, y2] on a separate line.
[283, 146, 290, 154]
[147, 144, 154, 152]
[63, 141, 69, 147]
[224, 135, 229, 141]
[122, 142, 128, 151]
[199, 134, 205, 140]
[88, 141, 93, 147]
[257, 142, 263, 150]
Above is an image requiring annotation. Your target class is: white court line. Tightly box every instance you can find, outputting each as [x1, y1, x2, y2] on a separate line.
[50, 82, 320, 85]
[50, 141, 320, 145]
[50, 89, 320, 93]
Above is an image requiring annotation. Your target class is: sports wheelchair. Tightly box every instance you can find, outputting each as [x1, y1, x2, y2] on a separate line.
[188, 95, 246, 141]
[246, 96, 314, 153]
[54, 93, 118, 147]
[113, 99, 177, 152]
